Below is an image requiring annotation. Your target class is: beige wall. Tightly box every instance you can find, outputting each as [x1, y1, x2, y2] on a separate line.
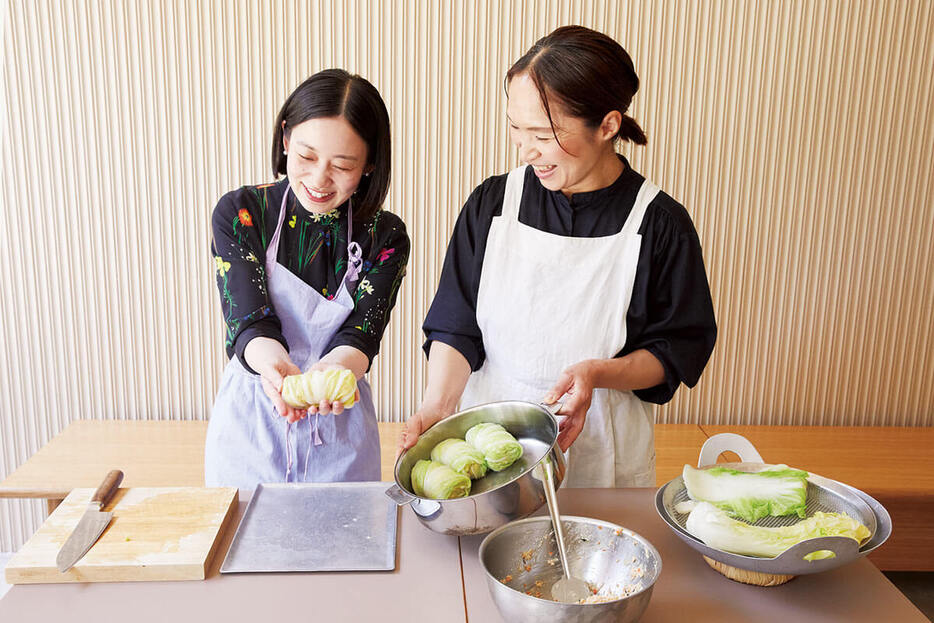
[1, 0, 931, 550]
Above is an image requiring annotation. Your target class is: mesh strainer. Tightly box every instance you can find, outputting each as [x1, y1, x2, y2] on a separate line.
[655, 433, 892, 576]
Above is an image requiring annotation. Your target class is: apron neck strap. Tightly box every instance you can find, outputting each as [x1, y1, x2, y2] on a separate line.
[501, 165, 528, 222]
[265, 185, 292, 273]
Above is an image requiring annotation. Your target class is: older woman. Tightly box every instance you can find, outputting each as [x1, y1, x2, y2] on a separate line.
[401, 26, 715, 488]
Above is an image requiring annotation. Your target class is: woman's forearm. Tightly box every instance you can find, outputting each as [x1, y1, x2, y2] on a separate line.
[421, 341, 472, 415]
[318, 345, 370, 379]
[243, 336, 291, 379]
[589, 349, 666, 392]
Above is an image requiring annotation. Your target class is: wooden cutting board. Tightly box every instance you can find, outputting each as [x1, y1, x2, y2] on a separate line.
[5, 487, 238, 584]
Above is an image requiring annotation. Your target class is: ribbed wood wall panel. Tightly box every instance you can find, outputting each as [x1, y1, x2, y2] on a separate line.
[1, 0, 931, 550]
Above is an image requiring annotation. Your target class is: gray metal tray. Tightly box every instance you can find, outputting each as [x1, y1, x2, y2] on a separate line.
[221, 482, 398, 573]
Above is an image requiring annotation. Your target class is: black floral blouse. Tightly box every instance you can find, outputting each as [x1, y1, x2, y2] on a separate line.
[211, 178, 409, 373]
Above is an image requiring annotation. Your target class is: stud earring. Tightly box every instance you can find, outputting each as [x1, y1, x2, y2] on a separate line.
[283, 150, 287, 155]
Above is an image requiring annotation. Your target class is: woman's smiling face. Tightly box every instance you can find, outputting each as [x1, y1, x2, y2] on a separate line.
[506, 72, 617, 197]
[283, 116, 369, 214]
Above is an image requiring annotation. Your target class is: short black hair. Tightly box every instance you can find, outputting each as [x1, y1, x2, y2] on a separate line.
[272, 69, 391, 222]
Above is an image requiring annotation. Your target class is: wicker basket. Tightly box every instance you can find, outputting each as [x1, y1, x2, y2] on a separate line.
[702, 556, 795, 586]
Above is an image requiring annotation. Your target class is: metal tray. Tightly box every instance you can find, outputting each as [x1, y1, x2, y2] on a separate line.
[221, 482, 398, 573]
[655, 433, 892, 576]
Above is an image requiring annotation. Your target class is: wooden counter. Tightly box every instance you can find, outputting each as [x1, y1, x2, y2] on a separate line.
[701, 425, 934, 571]
[0, 421, 404, 511]
[1, 488, 926, 622]
[0, 420, 703, 510]
[653, 423, 707, 484]
[0, 421, 209, 513]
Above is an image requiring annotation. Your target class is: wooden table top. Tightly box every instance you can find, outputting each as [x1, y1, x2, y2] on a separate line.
[0, 420, 210, 497]
[700, 425, 934, 497]
[653, 423, 707, 484]
[0, 420, 706, 500]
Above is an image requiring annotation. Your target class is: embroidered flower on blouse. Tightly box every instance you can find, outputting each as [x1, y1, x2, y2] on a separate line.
[309, 208, 339, 223]
[214, 256, 231, 276]
[377, 248, 395, 263]
[289, 215, 297, 228]
[238, 209, 253, 227]
[245, 252, 258, 263]
[358, 278, 374, 295]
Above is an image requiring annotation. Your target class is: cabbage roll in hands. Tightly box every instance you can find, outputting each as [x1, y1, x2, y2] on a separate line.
[281, 368, 357, 409]
[465, 423, 523, 472]
[411, 459, 471, 499]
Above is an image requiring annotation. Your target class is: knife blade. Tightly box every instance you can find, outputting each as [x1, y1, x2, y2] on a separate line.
[56, 469, 124, 573]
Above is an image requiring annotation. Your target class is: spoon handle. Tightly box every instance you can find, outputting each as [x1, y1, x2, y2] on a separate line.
[542, 457, 572, 578]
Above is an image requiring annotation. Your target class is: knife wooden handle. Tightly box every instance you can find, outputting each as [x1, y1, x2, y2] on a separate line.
[91, 470, 124, 507]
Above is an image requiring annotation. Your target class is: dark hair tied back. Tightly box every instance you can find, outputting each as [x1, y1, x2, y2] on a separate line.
[271, 69, 391, 222]
[506, 25, 647, 146]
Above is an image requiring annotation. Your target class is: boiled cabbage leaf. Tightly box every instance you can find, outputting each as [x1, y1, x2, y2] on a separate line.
[685, 501, 870, 558]
[465, 423, 523, 471]
[281, 368, 357, 409]
[430, 438, 488, 479]
[682, 464, 808, 522]
[410, 459, 471, 499]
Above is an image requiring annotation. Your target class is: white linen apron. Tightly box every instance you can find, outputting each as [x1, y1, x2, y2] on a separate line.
[205, 190, 380, 489]
[460, 165, 660, 487]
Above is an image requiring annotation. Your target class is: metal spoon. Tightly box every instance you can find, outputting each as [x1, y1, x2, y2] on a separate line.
[541, 457, 591, 603]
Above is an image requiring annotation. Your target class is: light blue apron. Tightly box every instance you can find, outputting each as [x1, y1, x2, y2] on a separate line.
[205, 189, 380, 489]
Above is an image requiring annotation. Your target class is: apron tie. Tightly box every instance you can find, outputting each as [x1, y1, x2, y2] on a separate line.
[284, 418, 294, 482]
[302, 413, 324, 481]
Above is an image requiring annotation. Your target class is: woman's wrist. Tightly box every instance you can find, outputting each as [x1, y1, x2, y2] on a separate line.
[588, 357, 618, 390]
[243, 336, 289, 378]
[316, 345, 369, 379]
[418, 396, 457, 419]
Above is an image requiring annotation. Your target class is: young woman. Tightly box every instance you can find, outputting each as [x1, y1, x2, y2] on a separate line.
[206, 69, 409, 489]
[400, 26, 716, 488]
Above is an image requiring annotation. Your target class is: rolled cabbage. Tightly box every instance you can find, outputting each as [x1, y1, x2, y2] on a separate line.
[410, 459, 471, 499]
[281, 368, 357, 409]
[682, 464, 808, 523]
[430, 439, 488, 479]
[465, 423, 523, 472]
[685, 501, 870, 558]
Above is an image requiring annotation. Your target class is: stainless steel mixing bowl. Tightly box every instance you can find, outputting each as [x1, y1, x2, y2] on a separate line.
[479, 516, 661, 623]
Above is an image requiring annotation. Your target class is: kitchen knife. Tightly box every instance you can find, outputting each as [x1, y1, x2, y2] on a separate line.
[56, 469, 124, 573]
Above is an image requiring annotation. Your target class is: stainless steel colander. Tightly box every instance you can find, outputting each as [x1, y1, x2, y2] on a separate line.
[655, 433, 892, 576]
